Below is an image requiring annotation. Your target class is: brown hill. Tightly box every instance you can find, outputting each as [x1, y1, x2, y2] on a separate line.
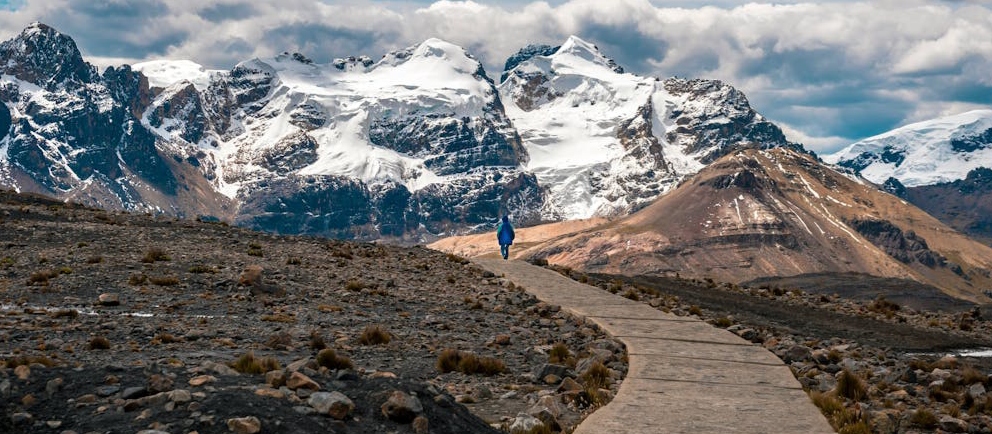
[435, 148, 992, 303]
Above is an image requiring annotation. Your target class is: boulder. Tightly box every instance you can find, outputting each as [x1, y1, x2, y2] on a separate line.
[287, 372, 320, 391]
[97, 293, 120, 306]
[308, 391, 354, 420]
[509, 413, 543, 433]
[226, 416, 262, 434]
[381, 390, 423, 423]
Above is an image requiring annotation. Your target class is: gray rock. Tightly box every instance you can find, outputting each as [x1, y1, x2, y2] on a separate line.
[46, 377, 64, 397]
[10, 412, 32, 425]
[97, 293, 120, 306]
[784, 345, 811, 363]
[168, 389, 191, 403]
[381, 390, 423, 423]
[969, 383, 987, 399]
[509, 413, 543, 433]
[122, 386, 148, 400]
[95, 385, 120, 397]
[0, 379, 10, 398]
[308, 391, 354, 420]
[939, 415, 968, 433]
[534, 364, 573, 381]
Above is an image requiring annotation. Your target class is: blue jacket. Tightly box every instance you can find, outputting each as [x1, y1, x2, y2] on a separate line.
[497, 216, 515, 245]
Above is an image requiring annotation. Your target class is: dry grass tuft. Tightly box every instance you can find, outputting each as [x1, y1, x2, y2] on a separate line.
[88, 336, 111, 350]
[358, 325, 391, 345]
[437, 349, 462, 373]
[260, 313, 295, 323]
[910, 408, 938, 429]
[27, 269, 59, 286]
[149, 275, 180, 286]
[309, 330, 327, 350]
[837, 369, 867, 401]
[436, 349, 505, 376]
[231, 351, 281, 374]
[141, 247, 170, 263]
[548, 342, 572, 365]
[316, 348, 354, 370]
[580, 361, 612, 389]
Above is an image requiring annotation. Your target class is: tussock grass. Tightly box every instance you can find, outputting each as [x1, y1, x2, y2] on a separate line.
[231, 351, 281, 374]
[88, 336, 111, 350]
[436, 349, 506, 376]
[149, 275, 179, 286]
[548, 342, 572, 365]
[316, 348, 354, 370]
[141, 247, 170, 263]
[837, 369, 867, 401]
[358, 325, 391, 345]
[910, 408, 938, 429]
[580, 361, 612, 389]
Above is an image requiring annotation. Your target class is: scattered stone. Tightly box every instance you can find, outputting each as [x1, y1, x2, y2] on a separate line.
[939, 415, 969, 433]
[122, 386, 148, 400]
[308, 391, 354, 420]
[168, 389, 192, 403]
[14, 365, 30, 380]
[226, 416, 262, 434]
[95, 385, 120, 397]
[45, 420, 61, 428]
[201, 361, 239, 377]
[46, 377, 64, 396]
[254, 388, 285, 399]
[147, 374, 174, 393]
[0, 379, 10, 398]
[412, 415, 429, 434]
[188, 375, 216, 387]
[558, 377, 582, 393]
[970, 383, 987, 399]
[10, 412, 32, 425]
[509, 413, 542, 433]
[381, 390, 423, 423]
[287, 372, 320, 391]
[98, 293, 121, 306]
[265, 370, 286, 388]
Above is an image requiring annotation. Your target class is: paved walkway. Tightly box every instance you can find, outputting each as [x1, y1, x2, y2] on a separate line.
[474, 258, 834, 433]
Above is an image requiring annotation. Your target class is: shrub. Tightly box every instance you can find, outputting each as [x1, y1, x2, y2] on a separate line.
[581, 362, 612, 389]
[837, 369, 867, 401]
[437, 349, 462, 373]
[961, 365, 988, 385]
[309, 330, 327, 350]
[622, 288, 640, 301]
[286, 257, 302, 265]
[86, 255, 103, 264]
[247, 242, 263, 257]
[128, 273, 148, 285]
[88, 336, 111, 350]
[910, 409, 938, 428]
[345, 279, 366, 291]
[188, 265, 215, 274]
[713, 317, 733, 328]
[231, 351, 281, 374]
[27, 269, 59, 286]
[316, 348, 354, 370]
[548, 342, 571, 364]
[149, 276, 180, 286]
[266, 332, 293, 350]
[142, 247, 170, 263]
[358, 325, 391, 345]
[688, 305, 703, 317]
[152, 333, 183, 344]
[838, 421, 871, 434]
[49, 309, 79, 319]
[445, 253, 469, 265]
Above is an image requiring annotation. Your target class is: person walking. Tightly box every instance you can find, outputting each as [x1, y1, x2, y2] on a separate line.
[496, 215, 515, 260]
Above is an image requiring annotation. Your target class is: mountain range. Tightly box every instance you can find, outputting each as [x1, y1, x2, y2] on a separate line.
[0, 23, 796, 240]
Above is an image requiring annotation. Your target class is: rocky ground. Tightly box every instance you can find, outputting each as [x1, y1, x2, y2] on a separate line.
[553, 266, 992, 434]
[0, 190, 626, 434]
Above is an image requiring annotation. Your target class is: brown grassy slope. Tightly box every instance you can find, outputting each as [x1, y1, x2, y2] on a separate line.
[434, 148, 992, 303]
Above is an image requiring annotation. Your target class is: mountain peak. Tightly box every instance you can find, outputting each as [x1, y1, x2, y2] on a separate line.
[0, 22, 92, 88]
[554, 35, 625, 74]
[826, 109, 992, 187]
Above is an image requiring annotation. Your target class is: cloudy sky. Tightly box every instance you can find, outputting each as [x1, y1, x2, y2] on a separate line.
[1, 0, 990, 154]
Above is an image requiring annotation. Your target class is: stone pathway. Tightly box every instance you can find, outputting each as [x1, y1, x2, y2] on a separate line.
[474, 258, 835, 434]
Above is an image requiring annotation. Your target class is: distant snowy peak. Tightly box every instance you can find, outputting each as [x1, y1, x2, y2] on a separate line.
[133, 60, 217, 91]
[826, 109, 992, 186]
[0, 21, 94, 89]
[554, 35, 625, 75]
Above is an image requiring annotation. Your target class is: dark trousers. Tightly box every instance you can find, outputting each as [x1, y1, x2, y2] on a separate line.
[500, 244, 510, 259]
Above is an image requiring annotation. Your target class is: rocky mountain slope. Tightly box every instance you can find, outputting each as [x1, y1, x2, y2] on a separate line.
[0, 189, 625, 433]
[825, 110, 992, 187]
[499, 36, 799, 219]
[436, 148, 992, 303]
[2, 23, 799, 240]
[884, 168, 992, 246]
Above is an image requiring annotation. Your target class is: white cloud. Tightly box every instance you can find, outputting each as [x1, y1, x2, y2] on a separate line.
[1, 0, 990, 150]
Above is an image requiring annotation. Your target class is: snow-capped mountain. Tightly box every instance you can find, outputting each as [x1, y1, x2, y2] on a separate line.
[500, 36, 798, 219]
[1, 24, 801, 240]
[825, 110, 992, 186]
